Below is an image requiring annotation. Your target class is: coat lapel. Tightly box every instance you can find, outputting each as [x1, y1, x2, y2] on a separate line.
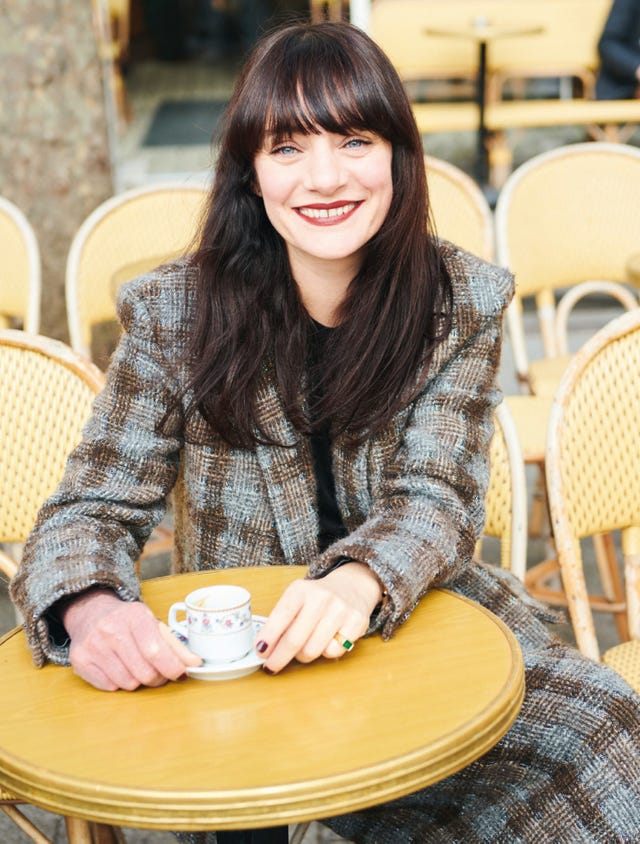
[253, 363, 319, 565]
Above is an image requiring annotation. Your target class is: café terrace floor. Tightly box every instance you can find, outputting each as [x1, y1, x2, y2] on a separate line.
[1, 55, 639, 844]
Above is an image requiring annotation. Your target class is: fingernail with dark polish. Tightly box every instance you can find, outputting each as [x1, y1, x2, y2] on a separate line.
[256, 640, 268, 653]
[262, 665, 275, 675]
[177, 673, 189, 681]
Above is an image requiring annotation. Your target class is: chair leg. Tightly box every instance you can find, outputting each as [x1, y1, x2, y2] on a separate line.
[0, 804, 54, 844]
[593, 533, 629, 641]
[290, 823, 311, 844]
[528, 465, 550, 539]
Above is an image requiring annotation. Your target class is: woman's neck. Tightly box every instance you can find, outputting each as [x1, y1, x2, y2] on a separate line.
[288, 251, 362, 327]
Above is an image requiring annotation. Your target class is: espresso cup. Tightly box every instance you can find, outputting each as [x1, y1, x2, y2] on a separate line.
[168, 584, 253, 664]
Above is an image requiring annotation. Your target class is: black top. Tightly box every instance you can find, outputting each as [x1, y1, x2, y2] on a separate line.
[308, 320, 348, 553]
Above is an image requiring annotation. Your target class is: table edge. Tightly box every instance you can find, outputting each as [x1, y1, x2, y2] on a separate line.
[0, 578, 525, 829]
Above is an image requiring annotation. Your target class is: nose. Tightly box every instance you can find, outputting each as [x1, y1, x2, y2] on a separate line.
[303, 142, 347, 195]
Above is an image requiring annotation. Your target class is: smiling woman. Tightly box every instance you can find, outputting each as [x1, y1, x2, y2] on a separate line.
[10, 20, 640, 844]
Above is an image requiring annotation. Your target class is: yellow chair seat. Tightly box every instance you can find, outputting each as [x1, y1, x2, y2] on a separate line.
[603, 639, 640, 694]
[504, 394, 553, 464]
[527, 354, 573, 397]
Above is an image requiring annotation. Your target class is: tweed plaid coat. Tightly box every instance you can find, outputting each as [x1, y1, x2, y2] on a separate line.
[11, 242, 640, 842]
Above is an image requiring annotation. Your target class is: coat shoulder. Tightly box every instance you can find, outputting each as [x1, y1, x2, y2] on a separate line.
[439, 239, 514, 325]
[115, 257, 198, 352]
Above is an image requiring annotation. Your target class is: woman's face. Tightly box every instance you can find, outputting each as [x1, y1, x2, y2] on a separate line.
[253, 127, 393, 280]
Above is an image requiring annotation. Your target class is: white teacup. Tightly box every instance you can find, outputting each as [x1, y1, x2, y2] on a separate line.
[168, 585, 253, 664]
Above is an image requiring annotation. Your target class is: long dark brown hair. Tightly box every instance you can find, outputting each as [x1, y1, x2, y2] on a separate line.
[186, 21, 452, 447]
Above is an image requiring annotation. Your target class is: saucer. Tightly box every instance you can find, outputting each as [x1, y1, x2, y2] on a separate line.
[184, 615, 267, 681]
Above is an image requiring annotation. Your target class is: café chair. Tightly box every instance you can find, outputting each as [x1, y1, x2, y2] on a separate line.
[0, 195, 41, 334]
[495, 142, 640, 399]
[92, 0, 132, 125]
[477, 399, 527, 582]
[426, 155, 494, 261]
[65, 181, 207, 563]
[495, 142, 640, 599]
[545, 308, 640, 692]
[0, 329, 124, 844]
[66, 180, 208, 364]
[0, 330, 105, 581]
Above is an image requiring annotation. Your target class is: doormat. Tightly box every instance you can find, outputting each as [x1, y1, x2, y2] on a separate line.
[143, 99, 228, 147]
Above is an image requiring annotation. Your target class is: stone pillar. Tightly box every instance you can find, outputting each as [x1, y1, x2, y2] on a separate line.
[0, 0, 114, 341]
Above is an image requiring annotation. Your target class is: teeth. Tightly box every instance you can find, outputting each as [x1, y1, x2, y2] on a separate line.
[299, 203, 356, 219]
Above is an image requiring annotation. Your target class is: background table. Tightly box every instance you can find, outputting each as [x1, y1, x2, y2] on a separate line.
[425, 20, 543, 188]
[0, 566, 524, 835]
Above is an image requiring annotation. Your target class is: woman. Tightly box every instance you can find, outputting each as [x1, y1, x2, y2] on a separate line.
[11, 21, 640, 843]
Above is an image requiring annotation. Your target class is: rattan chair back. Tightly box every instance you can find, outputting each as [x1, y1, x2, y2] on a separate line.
[0, 196, 41, 334]
[546, 309, 640, 690]
[479, 401, 527, 581]
[0, 330, 105, 579]
[495, 142, 640, 389]
[66, 181, 208, 362]
[426, 156, 495, 261]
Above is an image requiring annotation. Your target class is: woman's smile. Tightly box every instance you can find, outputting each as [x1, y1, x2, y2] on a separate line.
[296, 200, 362, 224]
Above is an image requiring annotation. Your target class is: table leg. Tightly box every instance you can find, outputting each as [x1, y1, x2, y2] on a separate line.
[64, 816, 94, 844]
[475, 39, 488, 185]
[63, 818, 124, 844]
[217, 827, 289, 843]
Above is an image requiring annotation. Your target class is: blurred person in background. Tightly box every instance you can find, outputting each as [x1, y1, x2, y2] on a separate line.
[596, 0, 640, 98]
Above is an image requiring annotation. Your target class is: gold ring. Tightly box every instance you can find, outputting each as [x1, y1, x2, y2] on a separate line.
[333, 631, 354, 652]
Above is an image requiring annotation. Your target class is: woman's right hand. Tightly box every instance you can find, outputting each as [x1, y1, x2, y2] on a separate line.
[61, 587, 202, 691]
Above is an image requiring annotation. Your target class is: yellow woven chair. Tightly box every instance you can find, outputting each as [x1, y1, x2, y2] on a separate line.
[0, 330, 105, 580]
[66, 180, 208, 363]
[426, 155, 494, 261]
[546, 308, 640, 693]
[65, 182, 208, 562]
[0, 196, 41, 334]
[0, 330, 124, 844]
[496, 143, 640, 599]
[476, 399, 528, 581]
[496, 142, 640, 401]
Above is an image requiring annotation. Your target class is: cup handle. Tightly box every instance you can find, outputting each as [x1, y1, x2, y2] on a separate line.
[168, 602, 188, 640]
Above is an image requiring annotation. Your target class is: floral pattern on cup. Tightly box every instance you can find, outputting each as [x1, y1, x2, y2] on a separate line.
[186, 606, 252, 636]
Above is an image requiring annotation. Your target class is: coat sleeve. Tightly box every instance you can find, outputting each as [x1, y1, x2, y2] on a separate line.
[10, 274, 186, 666]
[308, 256, 514, 639]
[598, 0, 640, 81]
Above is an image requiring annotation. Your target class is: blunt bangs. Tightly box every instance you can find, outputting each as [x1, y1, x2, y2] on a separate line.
[225, 24, 408, 160]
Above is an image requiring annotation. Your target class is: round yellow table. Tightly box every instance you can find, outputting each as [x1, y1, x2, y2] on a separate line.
[0, 567, 524, 835]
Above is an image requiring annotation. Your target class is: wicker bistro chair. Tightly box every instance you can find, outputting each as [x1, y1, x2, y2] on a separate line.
[0, 330, 106, 582]
[0, 196, 41, 334]
[0, 330, 124, 844]
[495, 142, 640, 400]
[495, 143, 640, 604]
[426, 155, 494, 261]
[546, 309, 640, 693]
[65, 181, 208, 563]
[478, 400, 528, 582]
[66, 180, 208, 363]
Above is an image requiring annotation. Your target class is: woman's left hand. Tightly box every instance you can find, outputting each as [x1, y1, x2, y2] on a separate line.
[255, 562, 384, 674]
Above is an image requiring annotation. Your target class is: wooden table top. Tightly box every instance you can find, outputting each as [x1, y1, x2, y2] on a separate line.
[425, 22, 544, 43]
[0, 567, 524, 831]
